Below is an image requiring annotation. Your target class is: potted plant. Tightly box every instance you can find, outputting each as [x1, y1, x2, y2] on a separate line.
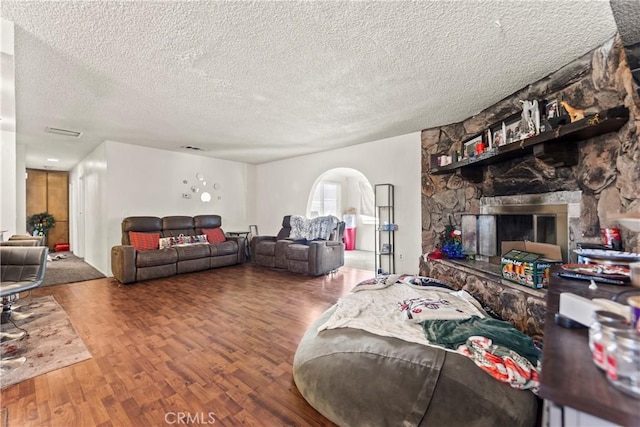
[27, 212, 56, 237]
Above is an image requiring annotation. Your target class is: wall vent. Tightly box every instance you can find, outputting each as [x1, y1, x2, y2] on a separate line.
[181, 145, 206, 151]
[45, 126, 82, 138]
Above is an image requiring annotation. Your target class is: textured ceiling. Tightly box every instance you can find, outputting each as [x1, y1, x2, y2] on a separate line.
[1, 1, 618, 170]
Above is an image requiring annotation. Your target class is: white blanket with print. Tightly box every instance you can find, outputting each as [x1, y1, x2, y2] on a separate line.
[317, 282, 486, 347]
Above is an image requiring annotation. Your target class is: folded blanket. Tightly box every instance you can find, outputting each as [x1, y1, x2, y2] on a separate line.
[318, 283, 485, 347]
[421, 316, 541, 365]
[290, 215, 339, 241]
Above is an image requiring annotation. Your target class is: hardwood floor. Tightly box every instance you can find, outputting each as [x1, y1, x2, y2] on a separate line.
[1, 264, 373, 426]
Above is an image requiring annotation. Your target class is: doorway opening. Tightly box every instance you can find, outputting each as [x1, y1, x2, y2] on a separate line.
[307, 168, 375, 271]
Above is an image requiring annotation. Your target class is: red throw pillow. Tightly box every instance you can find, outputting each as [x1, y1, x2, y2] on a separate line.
[203, 227, 226, 243]
[129, 231, 160, 251]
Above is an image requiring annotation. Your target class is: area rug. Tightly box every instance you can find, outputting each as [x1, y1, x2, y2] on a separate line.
[0, 296, 92, 389]
[42, 251, 105, 287]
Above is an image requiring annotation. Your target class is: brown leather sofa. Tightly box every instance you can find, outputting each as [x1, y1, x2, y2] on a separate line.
[251, 215, 345, 276]
[111, 215, 246, 284]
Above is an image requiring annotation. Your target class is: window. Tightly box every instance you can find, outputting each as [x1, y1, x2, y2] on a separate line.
[359, 179, 376, 224]
[310, 181, 339, 217]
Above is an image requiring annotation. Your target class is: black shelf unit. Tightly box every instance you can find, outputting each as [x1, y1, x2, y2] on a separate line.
[429, 106, 629, 183]
[374, 184, 395, 275]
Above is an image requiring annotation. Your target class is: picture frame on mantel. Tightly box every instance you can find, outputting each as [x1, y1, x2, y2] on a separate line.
[463, 135, 482, 159]
[491, 122, 506, 147]
[545, 99, 560, 119]
[504, 119, 521, 144]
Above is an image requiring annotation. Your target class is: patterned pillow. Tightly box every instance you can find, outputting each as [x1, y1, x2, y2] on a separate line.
[159, 234, 208, 249]
[129, 231, 160, 251]
[202, 228, 226, 243]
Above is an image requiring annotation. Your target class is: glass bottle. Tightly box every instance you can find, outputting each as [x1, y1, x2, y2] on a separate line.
[589, 311, 628, 352]
[591, 319, 632, 370]
[605, 330, 640, 398]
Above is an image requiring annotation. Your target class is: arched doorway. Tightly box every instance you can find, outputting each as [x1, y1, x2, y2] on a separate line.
[307, 168, 375, 271]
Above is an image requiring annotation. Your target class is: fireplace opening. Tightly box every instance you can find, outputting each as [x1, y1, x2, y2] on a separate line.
[497, 214, 558, 246]
[462, 203, 569, 262]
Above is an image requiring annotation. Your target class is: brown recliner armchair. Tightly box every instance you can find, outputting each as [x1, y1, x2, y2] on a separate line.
[251, 215, 345, 276]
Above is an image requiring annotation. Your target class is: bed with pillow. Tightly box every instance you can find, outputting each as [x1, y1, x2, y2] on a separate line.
[293, 275, 540, 427]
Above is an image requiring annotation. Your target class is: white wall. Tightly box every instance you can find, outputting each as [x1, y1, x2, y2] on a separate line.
[15, 144, 26, 234]
[0, 19, 17, 238]
[256, 132, 422, 274]
[69, 143, 108, 271]
[0, 130, 17, 237]
[71, 140, 255, 275]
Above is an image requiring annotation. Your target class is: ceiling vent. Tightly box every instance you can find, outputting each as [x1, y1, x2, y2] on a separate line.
[45, 126, 83, 138]
[181, 145, 206, 151]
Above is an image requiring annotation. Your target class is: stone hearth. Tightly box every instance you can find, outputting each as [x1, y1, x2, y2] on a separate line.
[419, 257, 546, 338]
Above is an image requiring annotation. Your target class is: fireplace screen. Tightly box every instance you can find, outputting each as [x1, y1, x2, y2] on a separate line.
[463, 204, 568, 261]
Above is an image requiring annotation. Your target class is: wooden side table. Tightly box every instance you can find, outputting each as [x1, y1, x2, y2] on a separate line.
[226, 231, 251, 259]
[539, 267, 638, 426]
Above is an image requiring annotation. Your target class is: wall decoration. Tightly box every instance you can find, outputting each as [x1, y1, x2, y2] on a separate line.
[182, 173, 215, 202]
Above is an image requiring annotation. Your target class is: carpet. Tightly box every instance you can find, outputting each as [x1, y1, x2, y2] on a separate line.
[344, 250, 375, 271]
[42, 251, 105, 287]
[0, 296, 92, 389]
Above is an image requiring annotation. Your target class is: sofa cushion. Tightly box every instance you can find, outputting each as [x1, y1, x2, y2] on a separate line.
[129, 231, 160, 251]
[203, 227, 226, 243]
[135, 248, 178, 267]
[286, 244, 310, 261]
[209, 240, 238, 256]
[174, 244, 210, 261]
[276, 215, 292, 240]
[255, 240, 276, 256]
[194, 215, 222, 230]
[159, 234, 208, 249]
[121, 217, 162, 245]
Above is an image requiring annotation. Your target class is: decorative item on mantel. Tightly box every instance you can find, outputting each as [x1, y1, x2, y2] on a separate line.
[519, 99, 540, 139]
[560, 101, 600, 123]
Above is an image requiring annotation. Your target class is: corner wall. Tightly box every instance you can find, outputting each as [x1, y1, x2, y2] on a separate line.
[256, 132, 422, 274]
[0, 19, 17, 237]
[71, 141, 255, 275]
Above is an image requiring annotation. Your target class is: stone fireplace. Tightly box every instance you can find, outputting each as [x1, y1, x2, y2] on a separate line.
[466, 191, 581, 263]
[419, 37, 640, 337]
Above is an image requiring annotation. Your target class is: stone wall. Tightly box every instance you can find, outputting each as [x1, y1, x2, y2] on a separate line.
[419, 258, 546, 338]
[419, 37, 639, 337]
[421, 37, 640, 255]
